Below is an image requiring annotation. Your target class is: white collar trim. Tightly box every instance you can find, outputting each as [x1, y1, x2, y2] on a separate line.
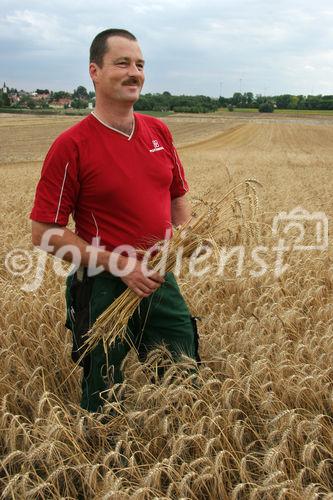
[91, 111, 135, 140]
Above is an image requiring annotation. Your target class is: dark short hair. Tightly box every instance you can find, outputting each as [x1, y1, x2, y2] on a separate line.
[90, 29, 137, 67]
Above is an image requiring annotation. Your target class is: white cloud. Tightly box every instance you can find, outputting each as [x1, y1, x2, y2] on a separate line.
[3, 10, 71, 45]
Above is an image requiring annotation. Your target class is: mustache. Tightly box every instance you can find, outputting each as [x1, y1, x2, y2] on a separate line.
[122, 78, 140, 86]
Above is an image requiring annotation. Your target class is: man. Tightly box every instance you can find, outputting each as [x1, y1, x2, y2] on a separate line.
[30, 28, 200, 413]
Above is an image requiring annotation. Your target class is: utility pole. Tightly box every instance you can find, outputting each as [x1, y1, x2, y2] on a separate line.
[219, 81, 223, 97]
[239, 78, 242, 93]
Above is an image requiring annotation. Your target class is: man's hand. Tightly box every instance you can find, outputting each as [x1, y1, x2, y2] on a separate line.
[115, 256, 165, 298]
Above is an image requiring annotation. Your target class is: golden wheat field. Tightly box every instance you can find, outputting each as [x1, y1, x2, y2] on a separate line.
[0, 112, 333, 499]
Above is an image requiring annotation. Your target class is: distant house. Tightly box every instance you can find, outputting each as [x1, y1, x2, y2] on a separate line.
[31, 92, 50, 101]
[51, 97, 72, 108]
[9, 94, 20, 105]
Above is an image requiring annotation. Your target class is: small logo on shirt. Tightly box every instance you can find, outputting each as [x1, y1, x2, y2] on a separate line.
[149, 139, 164, 153]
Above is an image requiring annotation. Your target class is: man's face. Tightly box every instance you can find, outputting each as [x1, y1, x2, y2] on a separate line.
[90, 36, 145, 104]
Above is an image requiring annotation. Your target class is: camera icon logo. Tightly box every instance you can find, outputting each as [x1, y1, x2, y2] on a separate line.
[272, 207, 328, 251]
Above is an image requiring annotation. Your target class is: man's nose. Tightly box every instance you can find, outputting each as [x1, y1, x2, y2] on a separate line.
[128, 63, 142, 77]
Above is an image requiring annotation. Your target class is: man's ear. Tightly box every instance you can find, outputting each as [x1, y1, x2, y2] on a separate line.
[89, 63, 99, 85]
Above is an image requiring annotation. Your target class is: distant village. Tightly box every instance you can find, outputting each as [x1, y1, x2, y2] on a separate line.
[0, 82, 95, 110]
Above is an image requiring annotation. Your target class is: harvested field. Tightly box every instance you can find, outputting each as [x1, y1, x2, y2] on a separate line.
[0, 113, 332, 499]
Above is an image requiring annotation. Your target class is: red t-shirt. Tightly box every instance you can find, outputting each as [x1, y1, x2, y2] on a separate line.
[30, 113, 189, 251]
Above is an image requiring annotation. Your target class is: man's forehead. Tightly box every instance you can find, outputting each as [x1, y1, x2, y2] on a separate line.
[105, 36, 143, 58]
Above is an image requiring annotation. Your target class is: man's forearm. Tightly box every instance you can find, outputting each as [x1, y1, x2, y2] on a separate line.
[31, 221, 118, 271]
[171, 195, 192, 227]
[31, 221, 165, 296]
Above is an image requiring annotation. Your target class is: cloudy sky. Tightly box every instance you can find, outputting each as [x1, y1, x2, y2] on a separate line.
[1, 0, 332, 97]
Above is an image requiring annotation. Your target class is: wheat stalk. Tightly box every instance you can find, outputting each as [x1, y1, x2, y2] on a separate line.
[81, 179, 261, 357]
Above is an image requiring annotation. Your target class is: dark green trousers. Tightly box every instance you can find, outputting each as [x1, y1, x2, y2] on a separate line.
[65, 270, 200, 412]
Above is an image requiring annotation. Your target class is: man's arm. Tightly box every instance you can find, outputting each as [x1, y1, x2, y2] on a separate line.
[32, 220, 109, 267]
[171, 195, 192, 227]
[31, 221, 164, 297]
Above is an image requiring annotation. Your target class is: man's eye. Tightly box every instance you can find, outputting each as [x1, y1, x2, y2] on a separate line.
[117, 62, 127, 67]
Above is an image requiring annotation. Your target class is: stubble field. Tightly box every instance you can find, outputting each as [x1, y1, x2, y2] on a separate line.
[0, 112, 332, 499]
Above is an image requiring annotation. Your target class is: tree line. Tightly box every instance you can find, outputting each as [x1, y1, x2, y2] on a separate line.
[134, 92, 333, 112]
[134, 91, 220, 113]
[1, 86, 333, 112]
[221, 92, 333, 110]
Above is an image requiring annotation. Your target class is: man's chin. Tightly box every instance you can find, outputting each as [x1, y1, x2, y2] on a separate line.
[120, 92, 141, 104]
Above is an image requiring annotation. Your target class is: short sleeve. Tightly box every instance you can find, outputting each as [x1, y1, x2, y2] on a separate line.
[162, 124, 189, 199]
[30, 134, 80, 226]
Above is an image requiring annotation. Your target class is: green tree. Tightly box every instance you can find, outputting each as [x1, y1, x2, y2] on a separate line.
[259, 101, 274, 113]
[245, 92, 254, 106]
[71, 98, 88, 109]
[73, 86, 89, 100]
[0, 93, 10, 107]
[255, 94, 266, 106]
[51, 91, 71, 102]
[16, 95, 36, 109]
[275, 94, 292, 109]
[296, 95, 306, 110]
[40, 99, 50, 109]
[290, 95, 299, 109]
[218, 96, 228, 107]
[231, 92, 242, 107]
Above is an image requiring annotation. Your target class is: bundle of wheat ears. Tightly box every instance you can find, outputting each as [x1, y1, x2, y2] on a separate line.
[81, 179, 261, 358]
